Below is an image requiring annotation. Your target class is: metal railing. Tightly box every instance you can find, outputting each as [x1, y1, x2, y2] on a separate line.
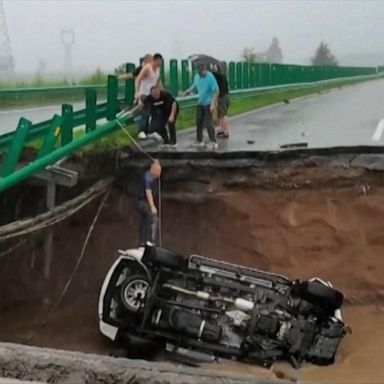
[0, 59, 382, 193]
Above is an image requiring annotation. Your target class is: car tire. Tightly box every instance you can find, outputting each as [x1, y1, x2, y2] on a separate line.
[143, 246, 187, 271]
[293, 280, 343, 312]
[120, 274, 151, 313]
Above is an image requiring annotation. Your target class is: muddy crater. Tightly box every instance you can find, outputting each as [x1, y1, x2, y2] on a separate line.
[1, 154, 384, 382]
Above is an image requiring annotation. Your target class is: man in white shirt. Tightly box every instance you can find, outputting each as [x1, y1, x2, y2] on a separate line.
[135, 53, 163, 139]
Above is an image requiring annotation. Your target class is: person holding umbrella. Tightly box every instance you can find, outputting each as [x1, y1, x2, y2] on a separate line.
[213, 68, 230, 138]
[182, 63, 219, 149]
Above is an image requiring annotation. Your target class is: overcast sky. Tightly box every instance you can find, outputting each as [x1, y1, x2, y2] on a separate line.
[3, 0, 384, 74]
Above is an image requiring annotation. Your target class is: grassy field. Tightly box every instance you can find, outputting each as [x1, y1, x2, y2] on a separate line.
[80, 76, 374, 152]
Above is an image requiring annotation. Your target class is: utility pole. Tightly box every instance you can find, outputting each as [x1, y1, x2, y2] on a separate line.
[0, 0, 15, 79]
[61, 28, 75, 78]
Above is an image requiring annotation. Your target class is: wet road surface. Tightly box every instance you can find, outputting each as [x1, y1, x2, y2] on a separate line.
[151, 78, 384, 152]
[0, 101, 87, 135]
[1, 78, 384, 150]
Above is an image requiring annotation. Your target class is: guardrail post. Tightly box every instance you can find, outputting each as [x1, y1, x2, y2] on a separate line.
[1, 118, 31, 177]
[242, 62, 250, 89]
[169, 59, 179, 96]
[107, 75, 118, 121]
[44, 180, 56, 280]
[61, 104, 73, 145]
[160, 61, 165, 86]
[38, 114, 63, 158]
[125, 63, 135, 106]
[236, 62, 243, 89]
[85, 88, 97, 132]
[259, 63, 270, 86]
[249, 63, 256, 87]
[271, 64, 278, 85]
[181, 60, 190, 91]
[228, 62, 235, 90]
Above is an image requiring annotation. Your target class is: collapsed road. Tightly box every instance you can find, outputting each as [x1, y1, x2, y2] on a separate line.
[2, 80, 384, 382]
[1, 149, 384, 382]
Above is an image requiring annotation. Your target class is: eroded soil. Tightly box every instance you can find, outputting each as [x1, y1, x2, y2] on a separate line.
[1, 164, 384, 382]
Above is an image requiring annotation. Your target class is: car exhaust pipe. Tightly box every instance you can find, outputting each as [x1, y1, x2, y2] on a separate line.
[163, 284, 255, 312]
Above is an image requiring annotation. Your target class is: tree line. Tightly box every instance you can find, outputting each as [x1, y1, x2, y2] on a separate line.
[242, 39, 338, 66]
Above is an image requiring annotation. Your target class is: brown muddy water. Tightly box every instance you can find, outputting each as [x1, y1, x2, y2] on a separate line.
[1, 162, 384, 383]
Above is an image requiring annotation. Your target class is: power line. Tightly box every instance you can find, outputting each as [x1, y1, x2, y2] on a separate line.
[0, 0, 15, 78]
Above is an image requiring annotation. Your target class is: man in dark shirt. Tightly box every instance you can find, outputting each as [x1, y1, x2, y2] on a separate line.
[138, 160, 161, 246]
[213, 72, 230, 138]
[144, 85, 179, 146]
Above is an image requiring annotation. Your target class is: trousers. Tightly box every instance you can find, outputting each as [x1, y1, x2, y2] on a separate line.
[138, 200, 158, 245]
[150, 107, 179, 144]
[196, 105, 216, 143]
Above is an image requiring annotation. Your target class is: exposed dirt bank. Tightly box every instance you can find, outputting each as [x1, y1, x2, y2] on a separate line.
[1, 163, 384, 382]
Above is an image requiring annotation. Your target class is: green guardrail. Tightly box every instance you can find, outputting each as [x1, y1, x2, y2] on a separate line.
[0, 58, 382, 193]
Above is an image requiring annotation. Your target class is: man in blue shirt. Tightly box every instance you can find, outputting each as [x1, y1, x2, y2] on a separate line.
[183, 64, 219, 149]
[138, 161, 161, 246]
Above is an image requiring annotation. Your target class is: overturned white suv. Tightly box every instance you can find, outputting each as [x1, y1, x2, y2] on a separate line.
[98, 245, 349, 368]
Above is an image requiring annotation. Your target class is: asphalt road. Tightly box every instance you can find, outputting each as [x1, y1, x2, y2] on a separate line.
[153, 78, 384, 152]
[0, 101, 87, 135]
[1, 78, 384, 151]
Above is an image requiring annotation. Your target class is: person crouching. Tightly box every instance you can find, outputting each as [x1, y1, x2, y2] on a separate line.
[143, 85, 179, 147]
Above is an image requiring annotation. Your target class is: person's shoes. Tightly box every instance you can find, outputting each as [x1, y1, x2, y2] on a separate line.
[191, 141, 205, 148]
[160, 143, 171, 149]
[206, 142, 218, 150]
[217, 131, 229, 138]
[170, 143, 178, 149]
[137, 131, 147, 139]
[147, 132, 163, 141]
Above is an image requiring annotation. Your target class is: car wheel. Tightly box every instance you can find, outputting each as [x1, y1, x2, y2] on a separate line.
[143, 246, 187, 271]
[120, 274, 150, 313]
[293, 280, 343, 313]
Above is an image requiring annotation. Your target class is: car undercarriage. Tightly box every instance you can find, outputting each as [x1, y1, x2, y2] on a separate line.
[99, 245, 349, 368]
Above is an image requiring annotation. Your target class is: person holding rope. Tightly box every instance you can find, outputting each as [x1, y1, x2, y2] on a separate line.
[138, 160, 161, 246]
[135, 53, 164, 140]
[117, 54, 153, 80]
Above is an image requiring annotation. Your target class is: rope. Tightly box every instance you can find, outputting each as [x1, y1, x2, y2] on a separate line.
[115, 112, 162, 246]
[25, 189, 111, 344]
[115, 118, 155, 162]
[0, 238, 28, 260]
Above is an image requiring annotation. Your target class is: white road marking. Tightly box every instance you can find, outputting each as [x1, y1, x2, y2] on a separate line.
[372, 118, 384, 142]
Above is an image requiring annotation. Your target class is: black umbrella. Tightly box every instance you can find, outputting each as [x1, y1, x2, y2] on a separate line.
[188, 54, 227, 75]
